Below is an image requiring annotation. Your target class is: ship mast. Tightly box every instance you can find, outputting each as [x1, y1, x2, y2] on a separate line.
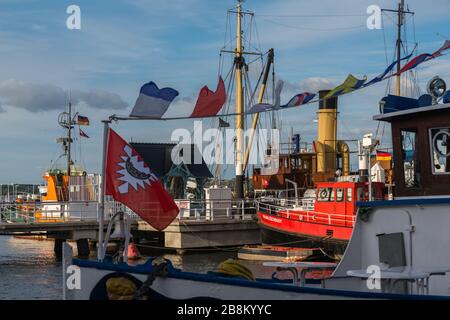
[382, 0, 414, 96]
[57, 99, 74, 176]
[67, 101, 72, 176]
[235, 0, 245, 199]
[395, 0, 404, 96]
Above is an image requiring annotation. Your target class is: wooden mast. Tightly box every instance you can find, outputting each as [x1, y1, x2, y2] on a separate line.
[382, 0, 414, 96]
[235, 0, 245, 199]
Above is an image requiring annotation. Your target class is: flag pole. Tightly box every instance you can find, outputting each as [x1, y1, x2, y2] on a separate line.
[98, 118, 111, 260]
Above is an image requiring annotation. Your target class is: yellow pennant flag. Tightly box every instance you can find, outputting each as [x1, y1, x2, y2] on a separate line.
[324, 74, 367, 99]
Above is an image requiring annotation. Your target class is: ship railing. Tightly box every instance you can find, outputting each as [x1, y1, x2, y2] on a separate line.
[174, 199, 256, 222]
[256, 196, 316, 210]
[253, 188, 306, 199]
[0, 200, 139, 224]
[0, 201, 40, 223]
[0, 198, 256, 225]
[256, 201, 356, 226]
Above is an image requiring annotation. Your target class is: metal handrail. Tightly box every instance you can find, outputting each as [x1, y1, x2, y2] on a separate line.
[256, 201, 356, 226]
[0, 198, 258, 225]
[174, 198, 256, 221]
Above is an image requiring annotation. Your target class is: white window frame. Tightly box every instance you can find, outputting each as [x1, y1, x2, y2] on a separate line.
[428, 127, 450, 175]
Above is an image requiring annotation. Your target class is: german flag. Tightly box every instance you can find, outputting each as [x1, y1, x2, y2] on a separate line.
[376, 151, 391, 161]
[77, 115, 90, 126]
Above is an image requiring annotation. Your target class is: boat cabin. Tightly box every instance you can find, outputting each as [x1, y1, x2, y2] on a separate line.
[253, 152, 315, 191]
[314, 181, 385, 219]
[375, 97, 450, 197]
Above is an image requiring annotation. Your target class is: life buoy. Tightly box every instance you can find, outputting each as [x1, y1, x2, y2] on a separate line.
[319, 188, 329, 200]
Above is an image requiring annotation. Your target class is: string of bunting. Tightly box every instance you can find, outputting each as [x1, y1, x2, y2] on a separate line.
[123, 40, 450, 121]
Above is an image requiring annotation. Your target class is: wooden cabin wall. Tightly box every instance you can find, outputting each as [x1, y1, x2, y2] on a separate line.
[391, 109, 450, 197]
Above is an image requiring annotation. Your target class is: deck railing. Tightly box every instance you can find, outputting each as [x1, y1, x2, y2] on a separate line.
[174, 199, 256, 221]
[0, 198, 257, 224]
[256, 200, 356, 227]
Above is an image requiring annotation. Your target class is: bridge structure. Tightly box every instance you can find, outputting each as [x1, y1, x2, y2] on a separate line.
[0, 200, 140, 257]
[0, 198, 260, 257]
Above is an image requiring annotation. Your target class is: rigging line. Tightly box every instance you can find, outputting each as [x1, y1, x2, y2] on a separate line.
[248, 14, 253, 51]
[241, 37, 263, 55]
[382, 14, 389, 66]
[223, 65, 236, 116]
[49, 154, 66, 171]
[246, 49, 269, 65]
[246, 52, 267, 66]
[375, 119, 381, 139]
[380, 121, 387, 147]
[263, 18, 367, 31]
[258, 13, 366, 18]
[382, 10, 397, 26]
[249, 63, 265, 104]
[241, 21, 263, 53]
[253, 13, 263, 57]
[437, 32, 449, 40]
[223, 11, 230, 50]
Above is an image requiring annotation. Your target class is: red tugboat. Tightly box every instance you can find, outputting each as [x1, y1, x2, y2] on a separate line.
[257, 181, 385, 254]
[254, 90, 388, 254]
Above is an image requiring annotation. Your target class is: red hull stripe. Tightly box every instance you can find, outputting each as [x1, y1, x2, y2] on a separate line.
[258, 212, 353, 241]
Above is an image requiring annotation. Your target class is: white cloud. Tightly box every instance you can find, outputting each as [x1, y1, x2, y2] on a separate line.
[300, 77, 336, 92]
[0, 79, 128, 112]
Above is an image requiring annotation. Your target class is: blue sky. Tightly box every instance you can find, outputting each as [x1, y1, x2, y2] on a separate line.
[0, 0, 449, 183]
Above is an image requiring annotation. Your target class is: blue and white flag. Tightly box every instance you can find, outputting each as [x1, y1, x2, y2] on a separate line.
[281, 92, 316, 108]
[130, 82, 179, 118]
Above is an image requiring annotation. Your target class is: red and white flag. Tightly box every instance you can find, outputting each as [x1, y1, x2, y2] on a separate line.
[79, 128, 90, 138]
[105, 128, 179, 230]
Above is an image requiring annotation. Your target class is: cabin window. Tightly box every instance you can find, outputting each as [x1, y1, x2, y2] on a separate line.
[336, 188, 344, 202]
[346, 188, 352, 202]
[429, 127, 450, 175]
[401, 129, 421, 188]
[317, 188, 333, 202]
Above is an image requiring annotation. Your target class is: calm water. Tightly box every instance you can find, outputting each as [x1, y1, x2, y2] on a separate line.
[0, 236, 61, 300]
[0, 236, 271, 300]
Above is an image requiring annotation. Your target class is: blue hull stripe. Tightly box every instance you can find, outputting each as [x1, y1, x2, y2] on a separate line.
[357, 197, 450, 208]
[73, 259, 450, 300]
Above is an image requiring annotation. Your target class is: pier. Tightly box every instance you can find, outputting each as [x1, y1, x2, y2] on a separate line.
[0, 198, 261, 256]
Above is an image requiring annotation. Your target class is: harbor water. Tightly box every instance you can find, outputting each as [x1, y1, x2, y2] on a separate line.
[0, 236, 61, 299]
[0, 236, 273, 300]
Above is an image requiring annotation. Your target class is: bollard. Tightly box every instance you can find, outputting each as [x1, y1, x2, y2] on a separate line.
[76, 239, 90, 257]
